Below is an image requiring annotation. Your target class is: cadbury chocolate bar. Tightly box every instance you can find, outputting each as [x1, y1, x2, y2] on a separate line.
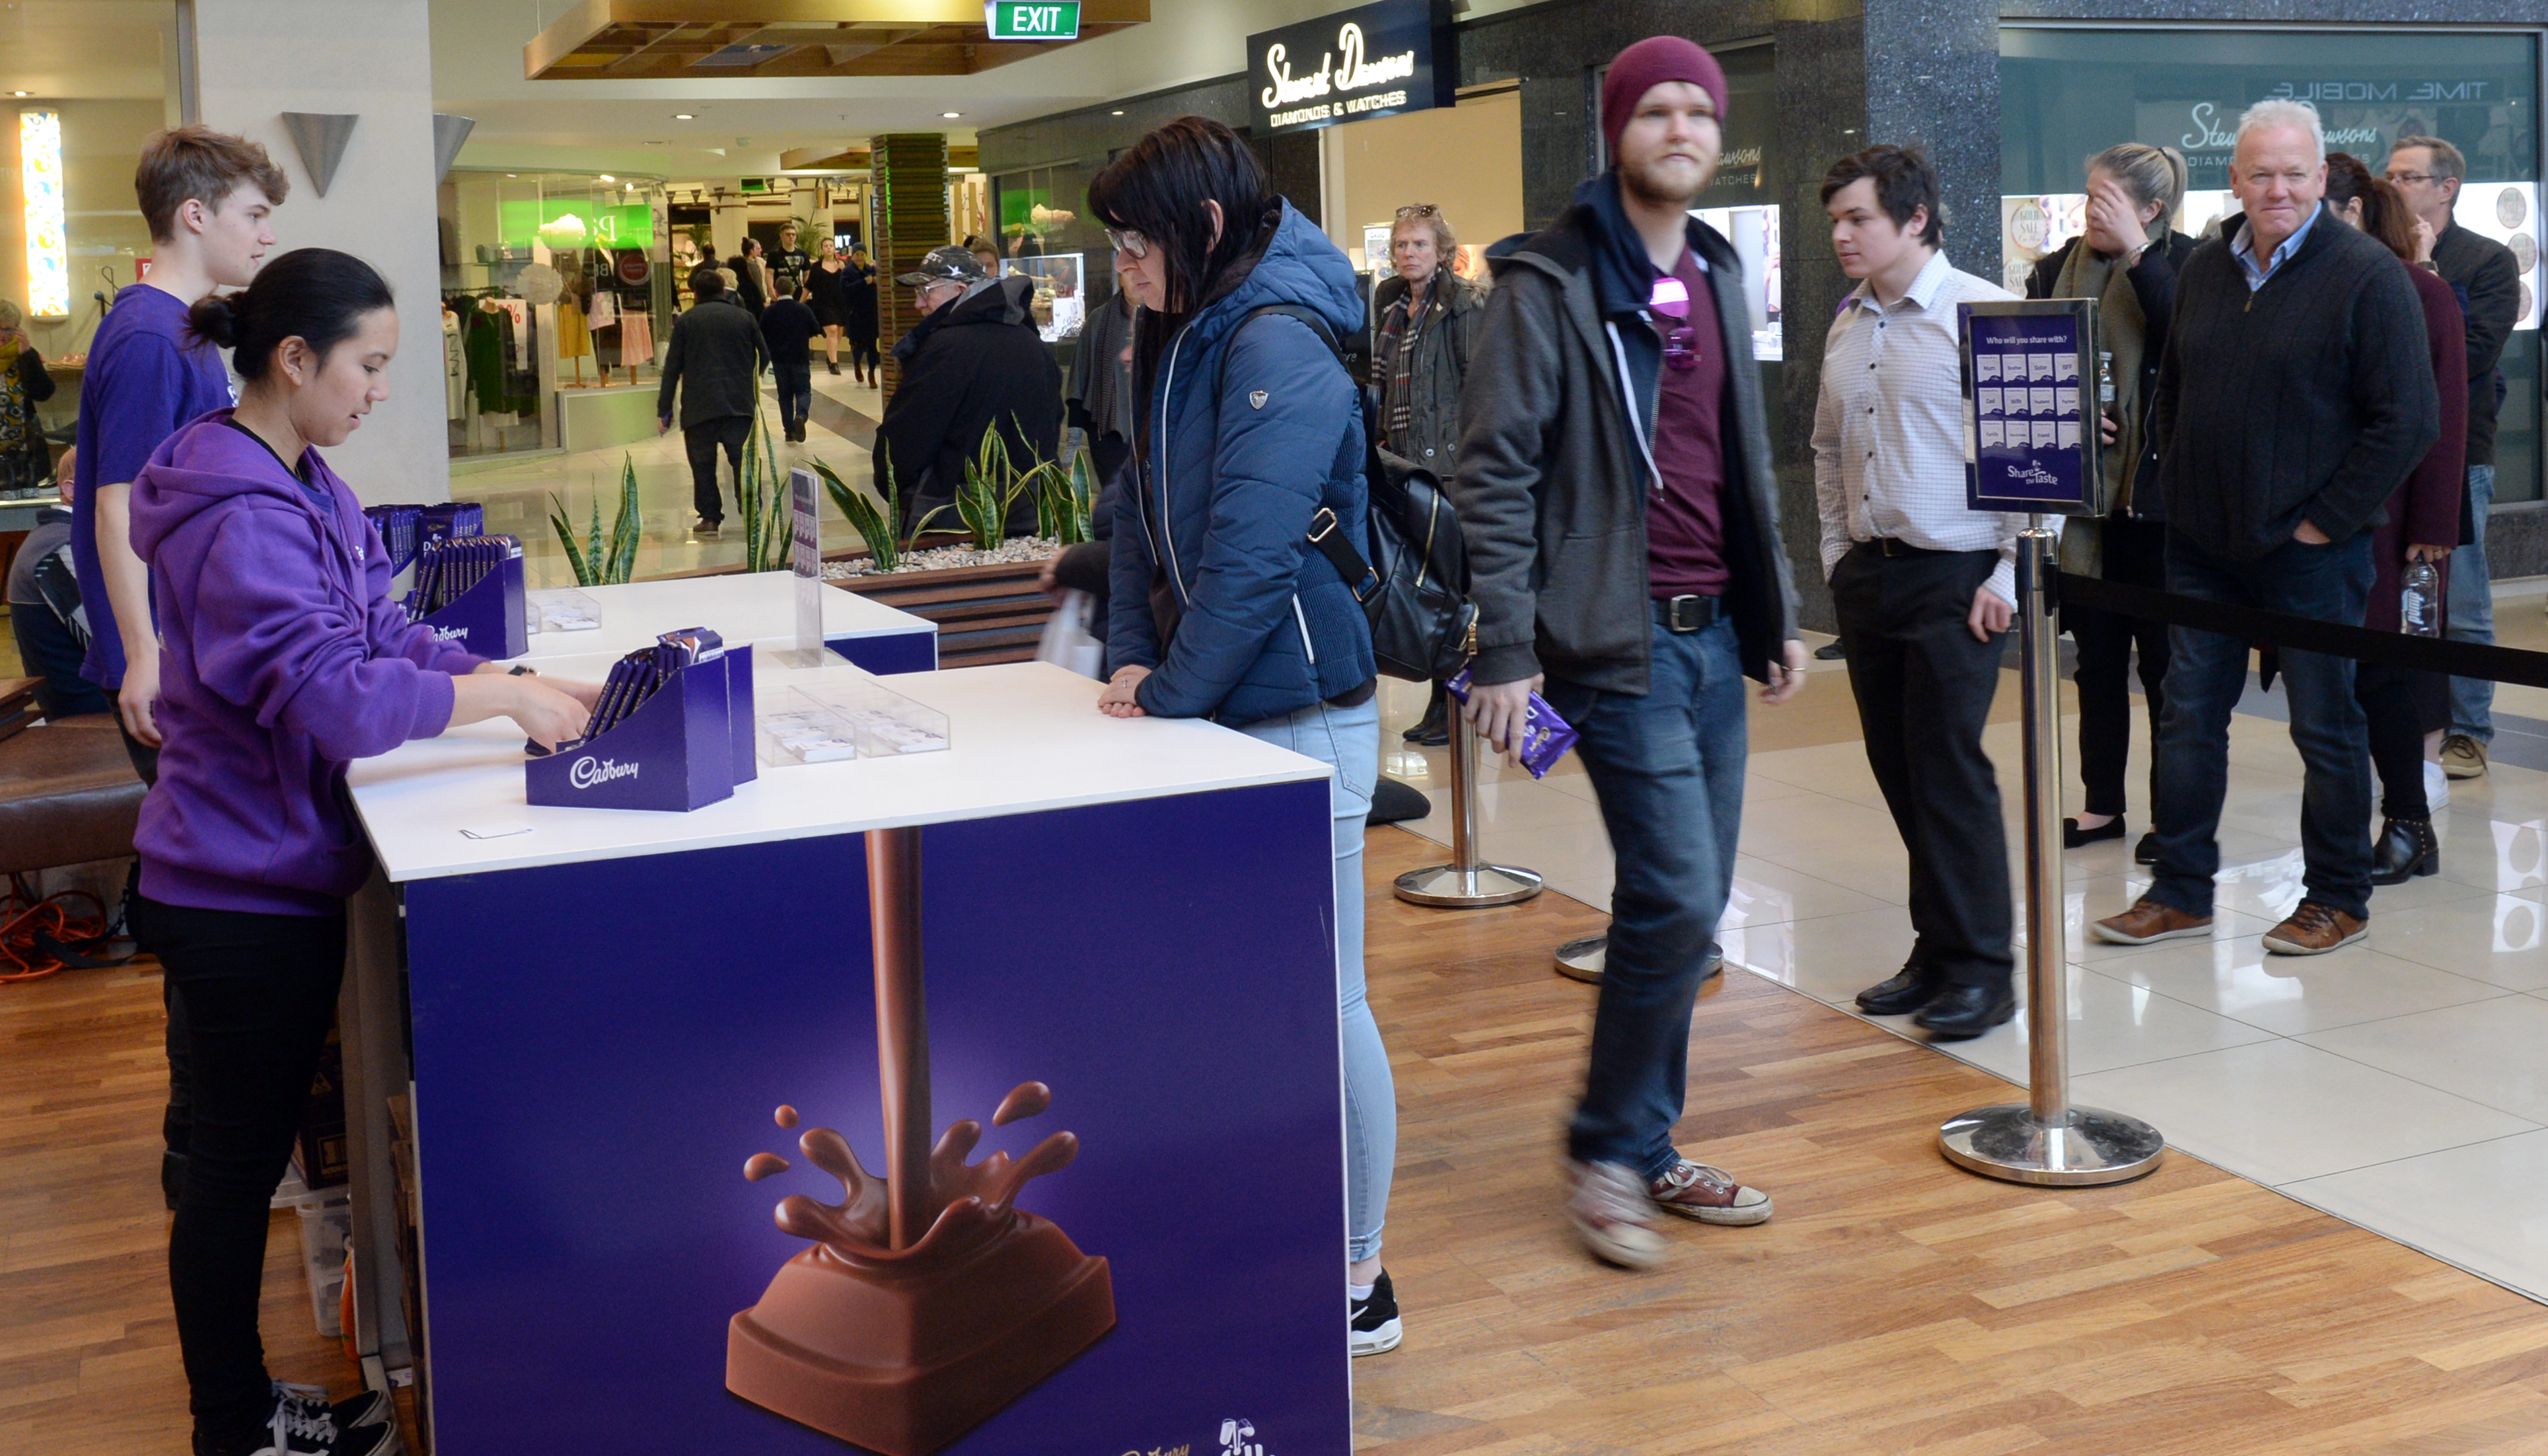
[1443, 667, 1580, 779]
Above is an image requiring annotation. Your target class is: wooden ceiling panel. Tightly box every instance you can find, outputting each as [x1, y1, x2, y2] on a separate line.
[525, 0, 1148, 80]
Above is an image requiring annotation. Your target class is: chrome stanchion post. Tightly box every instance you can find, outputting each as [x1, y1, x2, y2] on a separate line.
[1395, 706, 1543, 908]
[1940, 519, 2164, 1186]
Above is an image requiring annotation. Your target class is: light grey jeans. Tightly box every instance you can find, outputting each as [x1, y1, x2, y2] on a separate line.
[1239, 694, 1393, 1264]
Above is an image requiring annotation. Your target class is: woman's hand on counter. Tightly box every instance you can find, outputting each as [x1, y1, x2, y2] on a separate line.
[1097, 665, 1151, 718]
[449, 672, 595, 752]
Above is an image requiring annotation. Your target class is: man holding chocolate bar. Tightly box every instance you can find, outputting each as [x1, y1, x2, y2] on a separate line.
[1452, 37, 1807, 1272]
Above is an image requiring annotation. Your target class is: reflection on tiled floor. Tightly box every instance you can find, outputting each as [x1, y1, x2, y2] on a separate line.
[1381, 582, 2548, 1303]
[453, 370, 879, 591]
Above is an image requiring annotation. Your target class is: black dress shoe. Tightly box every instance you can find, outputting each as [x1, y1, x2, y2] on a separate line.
[2371, 815, 2440, 886]
[1914, 984, 2018, 1041]
[2064, 815, 2127, 848]
[1855, 963, 1940, 1016]
[2134, 832, 2160, 865]
[1401, 690, 1450, 746]
[1814, 641, 1846, 661]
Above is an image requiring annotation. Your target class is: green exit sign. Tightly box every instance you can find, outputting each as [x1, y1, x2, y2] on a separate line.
[984, 1, 1079, 40]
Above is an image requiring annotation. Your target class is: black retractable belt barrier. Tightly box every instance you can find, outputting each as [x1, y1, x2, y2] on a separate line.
[2059, 573, 2548, 690]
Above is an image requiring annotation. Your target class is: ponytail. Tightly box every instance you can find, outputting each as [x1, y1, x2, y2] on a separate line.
[185, 247, 394, 381]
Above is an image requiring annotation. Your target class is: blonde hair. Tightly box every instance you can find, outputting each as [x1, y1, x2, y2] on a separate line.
[2088, 143, 2189, 231]
[1391, 207, 1457, 256]
[0, 299, 22, 329]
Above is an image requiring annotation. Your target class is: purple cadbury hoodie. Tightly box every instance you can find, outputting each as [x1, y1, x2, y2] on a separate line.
[130, 411, 486, 914]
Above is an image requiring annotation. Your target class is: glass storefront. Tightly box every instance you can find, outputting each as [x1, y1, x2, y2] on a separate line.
[439, 170, 673, 459]
[2001, 27, 2544, 503]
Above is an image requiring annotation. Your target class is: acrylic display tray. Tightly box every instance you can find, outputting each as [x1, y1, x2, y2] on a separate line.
[755, 676, 950, 768]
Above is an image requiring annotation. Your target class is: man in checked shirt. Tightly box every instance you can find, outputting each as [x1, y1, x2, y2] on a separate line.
[1811, 145, 2031, 1042]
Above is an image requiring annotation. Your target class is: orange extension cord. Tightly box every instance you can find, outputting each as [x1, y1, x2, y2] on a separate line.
[0, 873, 120, 983]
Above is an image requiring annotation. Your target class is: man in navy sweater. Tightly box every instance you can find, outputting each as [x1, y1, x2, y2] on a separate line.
[2092, 98, 2436, 958]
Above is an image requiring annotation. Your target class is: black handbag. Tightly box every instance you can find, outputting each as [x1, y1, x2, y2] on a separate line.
[1223, 305, 1476, 682]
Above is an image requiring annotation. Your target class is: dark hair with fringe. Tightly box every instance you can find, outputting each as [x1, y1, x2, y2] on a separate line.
[690, 263, 726, 297]
[185, 248, 392, 382]
[1819, 143, 1946, 248]
[2324, 152, 2419, 263]
[1087, 115, 1274, 320]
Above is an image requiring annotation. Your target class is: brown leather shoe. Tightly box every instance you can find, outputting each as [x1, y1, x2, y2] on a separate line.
[2090, 895, 2214, 945]
[2263, 901, 2368, 956]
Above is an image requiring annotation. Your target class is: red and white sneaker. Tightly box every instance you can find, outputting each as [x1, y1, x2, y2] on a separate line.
[1648, 1157, 1773, 1226]
[1567, 1161, 1668, 1270]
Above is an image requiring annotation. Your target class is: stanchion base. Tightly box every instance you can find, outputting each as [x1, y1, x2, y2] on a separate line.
[1393, 863, 1543, 908]
[1939, 1104, 2165, 1186]
[1554, 934, 1606, 982]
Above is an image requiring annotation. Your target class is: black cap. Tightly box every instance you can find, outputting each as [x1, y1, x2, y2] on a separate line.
[894, 244, 987, 287]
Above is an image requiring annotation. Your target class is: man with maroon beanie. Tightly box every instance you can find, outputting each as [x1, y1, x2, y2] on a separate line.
[1455, 36, 1807, 1270]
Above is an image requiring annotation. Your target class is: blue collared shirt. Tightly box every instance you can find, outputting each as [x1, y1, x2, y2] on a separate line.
[2230, 203, 2321, 291]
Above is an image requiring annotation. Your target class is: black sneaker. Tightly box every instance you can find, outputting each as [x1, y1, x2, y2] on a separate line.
[270, 1382, 401, 1456]
[1349, 1269, 1402, 1356]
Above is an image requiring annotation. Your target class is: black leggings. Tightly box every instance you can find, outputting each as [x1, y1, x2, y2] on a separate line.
[2356, 661, 2450, 821]
[2064, 517, 2171, 819]
[848, 334, 880, 373]
[138, 894, 347, 1451]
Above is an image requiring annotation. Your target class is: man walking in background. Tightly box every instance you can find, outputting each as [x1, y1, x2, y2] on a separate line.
[762, 281, 821, 444]
[658, 264, 768, 536]
[2386, 135, 2520, 782]
[1455, 36, 1806, 1271]
[2094, 98, 2436, 956]
[1812, 145, 2030, 1042]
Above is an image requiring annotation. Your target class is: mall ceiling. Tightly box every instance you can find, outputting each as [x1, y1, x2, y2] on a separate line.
[523, 1, 1151, 80]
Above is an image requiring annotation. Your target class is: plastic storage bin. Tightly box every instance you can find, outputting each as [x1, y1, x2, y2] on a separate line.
[297, 1190, 353, 1338]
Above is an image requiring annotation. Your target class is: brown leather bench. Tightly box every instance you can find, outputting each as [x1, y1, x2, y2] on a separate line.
[0, 717, 144, 873]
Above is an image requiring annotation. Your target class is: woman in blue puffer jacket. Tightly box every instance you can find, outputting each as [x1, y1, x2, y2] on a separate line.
[1089, 117, 1401, 1357]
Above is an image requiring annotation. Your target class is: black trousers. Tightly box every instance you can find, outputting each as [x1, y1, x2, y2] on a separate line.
[1831, 544, 2016, 989]
[683, 415, 751, 524]
[113, 721, 197, 1169]
[2356, 661, 2450, 820]
[137, 894, 347, 1451]
[2064, 517, 2172, 819]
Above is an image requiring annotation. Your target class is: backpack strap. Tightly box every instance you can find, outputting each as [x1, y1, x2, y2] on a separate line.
[1214, 305, 1382, 601]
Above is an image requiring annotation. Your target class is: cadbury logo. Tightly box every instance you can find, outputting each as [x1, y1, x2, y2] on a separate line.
[568, 756, 639, 789]
[431, 625, 468, 641]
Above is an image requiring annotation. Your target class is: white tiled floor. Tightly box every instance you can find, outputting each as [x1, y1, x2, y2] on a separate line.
[1379, 586, 2548, 1302]
[451, 370, 880, 589]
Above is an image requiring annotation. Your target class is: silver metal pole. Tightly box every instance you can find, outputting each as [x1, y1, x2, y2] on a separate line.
[1395, 710, 1543, 908]
[1940, 521, 2163, 1186]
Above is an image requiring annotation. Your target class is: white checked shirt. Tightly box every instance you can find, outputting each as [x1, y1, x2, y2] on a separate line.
[1813, 250, 2031, 606]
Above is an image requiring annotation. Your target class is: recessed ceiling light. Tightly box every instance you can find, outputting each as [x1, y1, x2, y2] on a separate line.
[941, 111, 961, 119]
[10, 91, 26, 98]
[505, 172, 518, 178]
[599, 174, 615, 182]
[1110, 109, 1124, 116]
[673, 113, 694, 120]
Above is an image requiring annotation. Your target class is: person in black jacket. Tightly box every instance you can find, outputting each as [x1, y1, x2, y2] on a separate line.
[725, 237, 767, 319]
[657, 266, 769, 534]
[843, 245, 881, 386]
[2092, 98, 2439, 959]
[761, 282, 820, 443]
[874, 244, 1061, 536]
[2025, 143, 2197, 865]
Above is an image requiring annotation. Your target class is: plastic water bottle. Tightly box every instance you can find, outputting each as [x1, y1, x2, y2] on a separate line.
[2400, 559, 2442, 637]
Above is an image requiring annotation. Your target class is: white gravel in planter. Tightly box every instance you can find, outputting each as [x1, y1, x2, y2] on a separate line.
[824, 537, 1063, 580]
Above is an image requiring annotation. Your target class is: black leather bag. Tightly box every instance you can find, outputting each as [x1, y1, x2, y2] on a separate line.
[1223, 305, 1476, 682]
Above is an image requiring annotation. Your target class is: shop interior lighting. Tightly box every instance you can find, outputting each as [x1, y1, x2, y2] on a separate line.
[599, 174, 616, 182]
[1110, 109, 1124, 116]
[941, 111, 962, 118]
[20, 110, 65, 317]
[9, 91, 26, 98]
[674, 113, 695, 120]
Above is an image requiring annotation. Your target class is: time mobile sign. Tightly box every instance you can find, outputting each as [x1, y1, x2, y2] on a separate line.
[1247, 0, 1454, 137]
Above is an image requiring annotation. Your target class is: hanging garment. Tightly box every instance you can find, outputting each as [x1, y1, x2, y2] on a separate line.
[617, 309, 655, 367]
[556, 295, 593, 360]
[443, 310, 465, 419]
[586, 291, 617, 327]
[494, 299, 531, 369]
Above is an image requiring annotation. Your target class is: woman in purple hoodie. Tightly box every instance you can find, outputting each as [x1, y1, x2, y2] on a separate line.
[129, 248, 594, 1456]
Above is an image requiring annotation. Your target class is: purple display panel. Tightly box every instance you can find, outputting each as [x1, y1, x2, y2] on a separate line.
[1959, 300, 2101, 517]
[826, 630, 937, 676]
[417, 548, 530, 660]
[401, 780, 1346, 1456]
[525, 657, 736, 811]
[723, 645, 757, 785]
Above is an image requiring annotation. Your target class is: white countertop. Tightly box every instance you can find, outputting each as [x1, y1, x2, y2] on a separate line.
[346, 656, 1328, 882]
[513, 575, 932, 663]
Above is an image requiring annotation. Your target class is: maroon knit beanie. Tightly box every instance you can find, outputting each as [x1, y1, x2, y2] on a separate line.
[1600, 36, 1729, 159]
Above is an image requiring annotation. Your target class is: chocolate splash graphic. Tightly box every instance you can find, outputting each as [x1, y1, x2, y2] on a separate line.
[726, 826, 1114, 1456]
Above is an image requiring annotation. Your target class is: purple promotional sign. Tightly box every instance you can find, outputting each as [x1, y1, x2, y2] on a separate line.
[416, 546, 530, 660]
[402, 783, 1348, 1456]
[524, 647, 752, 812]
[1960, 299, 2103, 517]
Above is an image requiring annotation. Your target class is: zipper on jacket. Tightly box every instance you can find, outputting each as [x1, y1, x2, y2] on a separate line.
[1292, 595, 1317, 665]
[1152, 324, 1196, 606]
[1603, 320, 1667, 494]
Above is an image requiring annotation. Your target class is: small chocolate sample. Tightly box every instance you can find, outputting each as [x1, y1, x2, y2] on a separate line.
[776, 1105, 800, 1130]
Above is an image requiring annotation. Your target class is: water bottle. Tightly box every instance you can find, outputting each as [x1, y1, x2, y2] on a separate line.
[2097, 350, 2117, 410]
[2400, 558, 2442, 637]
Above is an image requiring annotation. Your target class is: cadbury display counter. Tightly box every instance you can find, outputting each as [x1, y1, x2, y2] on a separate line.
[334, 624, 1351, 1455]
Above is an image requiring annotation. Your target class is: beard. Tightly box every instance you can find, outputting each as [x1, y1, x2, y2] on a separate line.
[1619, 151, 1714, 209]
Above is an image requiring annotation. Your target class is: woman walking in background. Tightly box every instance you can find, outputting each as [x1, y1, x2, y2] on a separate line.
[809, 237, 850, 376]
[2025, 142, 2195, 863]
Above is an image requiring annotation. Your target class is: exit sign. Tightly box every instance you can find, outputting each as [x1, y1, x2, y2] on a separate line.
[985, 1, 1079, 40]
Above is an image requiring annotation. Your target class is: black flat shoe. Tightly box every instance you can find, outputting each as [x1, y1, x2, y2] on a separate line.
[1914, 983, 2018, 1041]
[2134, 832, 2160, 865]
[2064, 816, 2127, 848]
[1855, 962, 1940, 1016]
[2371, 815, 2440, 886]
[1401, 696, 1450, 746]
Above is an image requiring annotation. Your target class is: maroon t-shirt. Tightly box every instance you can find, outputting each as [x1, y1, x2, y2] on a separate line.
[1646, 247, 1730, 598]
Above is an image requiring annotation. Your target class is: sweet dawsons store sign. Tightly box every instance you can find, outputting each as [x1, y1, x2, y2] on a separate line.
[1247, 0, 1451, 136]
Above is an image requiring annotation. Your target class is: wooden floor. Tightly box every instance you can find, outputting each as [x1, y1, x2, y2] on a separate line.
[13, 832, 2548, 1453]
[1353, 830, 2548, 1456]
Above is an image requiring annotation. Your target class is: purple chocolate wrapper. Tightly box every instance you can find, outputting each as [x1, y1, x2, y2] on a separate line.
[1443, 669, 1580, 780]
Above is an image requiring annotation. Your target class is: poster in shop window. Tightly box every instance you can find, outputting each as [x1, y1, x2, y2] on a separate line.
[1959, 298, 2107, 517]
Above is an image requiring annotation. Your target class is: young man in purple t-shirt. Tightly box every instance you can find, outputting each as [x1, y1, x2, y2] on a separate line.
[75, 126, 285, 780]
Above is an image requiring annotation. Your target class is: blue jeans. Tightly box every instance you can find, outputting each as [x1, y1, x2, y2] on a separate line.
[2149, 530, 2375, 920]
[1237, 694, 1391, 1263]
[776, 369, 813, 436]
[1543, 616, 1746, 1181]
[2449, 463, 2496, 743]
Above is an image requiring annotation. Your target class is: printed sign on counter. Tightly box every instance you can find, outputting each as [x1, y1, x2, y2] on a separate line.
[1959, 298, 2106, 517]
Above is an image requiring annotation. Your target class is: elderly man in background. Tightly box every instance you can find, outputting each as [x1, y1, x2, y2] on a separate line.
[1374, 201, 1482, 747]
[2093, 98, 2438, 957]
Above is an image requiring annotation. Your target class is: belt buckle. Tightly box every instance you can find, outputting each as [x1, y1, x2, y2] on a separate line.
[1666, 595, 1704, 632]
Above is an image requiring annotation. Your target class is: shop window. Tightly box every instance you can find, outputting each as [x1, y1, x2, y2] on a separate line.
[2001, 27, 2544, 503]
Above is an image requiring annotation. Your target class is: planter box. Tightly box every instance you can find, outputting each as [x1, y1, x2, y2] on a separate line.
[825, 556, 1058, 670]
